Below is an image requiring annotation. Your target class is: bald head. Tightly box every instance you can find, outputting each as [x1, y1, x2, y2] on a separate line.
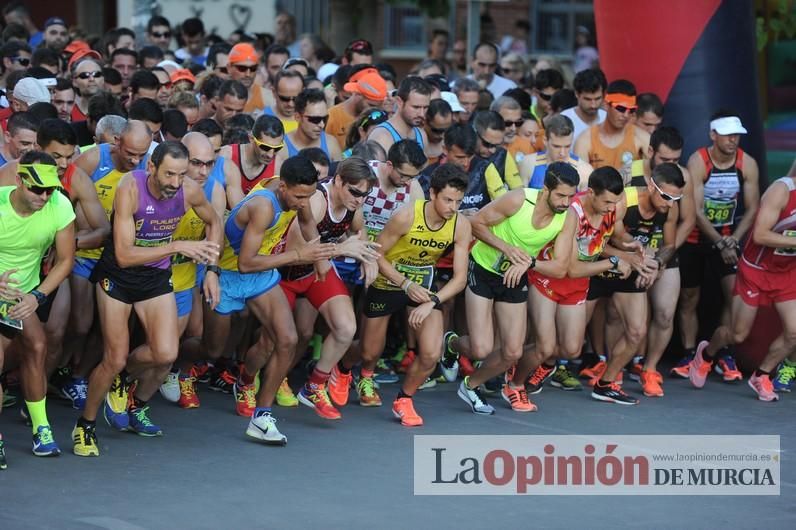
[182, 131, 216, 182]
[116, 120, 152, 172]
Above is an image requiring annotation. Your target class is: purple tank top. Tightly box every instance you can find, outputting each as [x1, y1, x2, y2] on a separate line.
[133, 170, 186, 269]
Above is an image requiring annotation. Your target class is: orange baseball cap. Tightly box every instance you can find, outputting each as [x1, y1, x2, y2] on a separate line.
[170, 69, 197, 85]
[64, 40, 90, 54]
[344, 71, 387, 101]
[228, 43, 259, 64]
[68, 49, 102, 71]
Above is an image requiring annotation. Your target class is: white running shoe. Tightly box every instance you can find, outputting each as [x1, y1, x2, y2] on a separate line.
[246, 413, 287, 445]
[159, 371, 180, 403]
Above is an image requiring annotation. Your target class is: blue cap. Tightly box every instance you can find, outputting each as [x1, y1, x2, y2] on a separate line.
[44, 17, 67, 29]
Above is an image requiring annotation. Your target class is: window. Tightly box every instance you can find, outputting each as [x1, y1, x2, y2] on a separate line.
[533, 0, 595, 54]
[383, 2, 455, 52]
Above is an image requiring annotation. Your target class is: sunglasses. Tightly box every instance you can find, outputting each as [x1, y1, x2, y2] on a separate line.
[305, 115, 329, 125]
[151, 31, 171, 39]
[651, 179, 682, 202]
[504, 119, 524, 128]
[360, 110, 387, 128]
[347, 186, 370, 198]
[477, 132, 499, 150]
[233, 64, 258, 74]
[251, 135, 284, 153]
[189, 158, 216, 170]
[217, 66, 228, 74]
[77, 71, 103, 80]
[24, 183, 57, 196]
[537, 91, 554, 102]
[611, 103, 637, 115]
[430, 125, 450, 135]
[11, 56, 31, 67]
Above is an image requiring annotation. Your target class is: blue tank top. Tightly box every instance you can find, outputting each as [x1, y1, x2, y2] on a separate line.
[528, 152, 580, 189]
[205, 155, 226, 197]
[284, 134, 329, 158]
[89, 143, 148, 183]
[225, 189, 283, 255]
[0, 152, 7, 166]
[376, 122, 425, 150]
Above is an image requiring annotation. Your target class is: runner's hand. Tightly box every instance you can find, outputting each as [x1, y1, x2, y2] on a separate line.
[336, 232, 380, 263]
[616, 258, 632, 279]
[314, 259, 331, 282]
[406, 282, 432, 304]
[503, 245, 532, 267]
[502, 263, 526, 288]
[408, 302, 435, 329]
[203, 270, 221, 311]
[296, 237, 336, 264]
[175, 240, 221, 265]
[8, 293, 38, 320]
[719, 238, 739, 265]
[361, 260, 379, 287]
[0, 270, 23, 301]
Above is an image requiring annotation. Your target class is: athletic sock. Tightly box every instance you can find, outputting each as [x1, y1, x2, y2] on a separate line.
[360, 368, 375, 379]
[77, 416, 95, 430]
[25, 398, 48, 434]
[130, 396, 147, 410]
[254, 407, 271, 417]
[397, 389, 412, 400]
[754, 369, 770, 378]
[308, 367, 331, 387]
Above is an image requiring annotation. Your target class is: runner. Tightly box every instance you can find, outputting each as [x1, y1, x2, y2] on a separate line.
[1, 151, 75, 458]
[273, 88, 342, 172]
[422, 98, 454, 165]
[677, 112, 759, 382]
[326, 69, 387, 148]
[519, 114, 592, 189]
[635, 93, 664, 134]
[346, 164, 471, 426]
[0, 112, 38, 165]
[561, 68, 607, 143]
[73, 138, 223, 457]
[263, 69, 304, 134]
[689, 173, 796, 401]
[585, 162, 685, 404]
[447, 162, 580, 414]
[368, 76, 431, 153]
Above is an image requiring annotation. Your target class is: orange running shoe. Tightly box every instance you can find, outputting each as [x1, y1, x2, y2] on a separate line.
[688, 341, 713, 389]
[714, 355, 743, 383]
[397, 349, 416, 374]
[748, 373, 779, 402]
[392, 397, 423, 426]
[500, 384, 537, 412]
[297, 383, 342, 420]
[327, 364, 352, 407]
[580, 360, 607, 382]
[640, 370, 664, 397]
[527, 364, 556, 395]
[459, 356, 475, 377]
[177, 375, 200, 408]
[233, 382, 256, 417]
[357, 376, 382, 407]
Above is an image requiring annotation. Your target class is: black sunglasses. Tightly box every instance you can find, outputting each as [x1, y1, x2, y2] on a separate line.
[361, 110, 388, 128]
[305, 115, 329, 125]
[347, 186, 369, 198]
[277, 94, 297, 103]
[504, 119, 524, 128]
[77, 71, 103, 80]
[233, 64, 257, 74]
[430, 126, 450, 135]
[611, 103, 637, 115]
[477, 132, 499, 150]
[11, 56, 31, 67]
[537, 91, 554, 102]
[151, 31, 171, 39]
[25, 183, 57, 196]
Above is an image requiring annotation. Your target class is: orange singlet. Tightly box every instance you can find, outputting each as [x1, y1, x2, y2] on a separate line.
[587, 124, 639, 170]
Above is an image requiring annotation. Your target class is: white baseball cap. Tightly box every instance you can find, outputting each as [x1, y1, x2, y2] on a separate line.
[440, 91, 464, 113]
[13, 77, 51, 106]
[710, 116, 747, 135]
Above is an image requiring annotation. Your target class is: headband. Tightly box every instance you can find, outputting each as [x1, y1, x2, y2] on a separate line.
[605, 93, 637, 108]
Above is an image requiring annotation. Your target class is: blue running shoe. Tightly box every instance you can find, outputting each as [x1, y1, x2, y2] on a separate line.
[103, 400, 129, 431]
[128, 406, 163, 437]
[32, 425, 61, 456]
[773, 361, 796, 393]
[374, 359, 399, 384]
[61, 377, 88, 410]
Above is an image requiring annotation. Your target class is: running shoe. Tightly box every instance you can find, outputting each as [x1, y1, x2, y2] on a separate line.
[3, 392, 17, 409]
[527, 364, 557, 395]
[297, 383, 341, 420]
[714, 355, 743, 382]
[482, 376, 503, 394]
[628, 362, 644, 382]
[392, 397, 423, 427]
[773, 361, 796, 393]
[397, 349, 416, 374]
[32, 425, 61, 456]
[501, 384, 536, 412]
[589, 366, 623, 388]
[49, 366, 71, 396]
[640, 369, 664, 397]
[192, 362, 212, 384]
[688, 341, 713, 389]
[104, 375, 130, 431]
[670, 354, 693, 379]
[458, 356, 475, 377]
[579, 360, 606, 381]
[128, 406, 163, 436]
[457, 377, 495, 415]
[0, 434, 7, 469]
[209, 368, 236, 394]
[233, 382, 256, 417]
[246, 412, 287, 445]
[328, 365, 352, 407]
[357, 376, 382, 407]
[550, 365, 582, 391]
[748, 373, 779, 402]
[276, 378, 298, 407]
[177, 375, 200, 408]
[374, 359, 400, 384]
[159, 371, 181, 402]
[591, 381, 639, 405]
[72, 422, 99, 457]
[61, 377, 88, 410]
[19, 406, 31, 426]
[418, 377, 437, 390]
[439, 331, 460, 382]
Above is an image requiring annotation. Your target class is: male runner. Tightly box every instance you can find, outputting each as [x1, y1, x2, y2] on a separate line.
[73, 138, 223, 457]
[368, 76, 431, 153]
[561, 68, 607, 143]
[520, 115, 593, 189]
[0, 112, 38, 165]
[274, 88, 342, 172]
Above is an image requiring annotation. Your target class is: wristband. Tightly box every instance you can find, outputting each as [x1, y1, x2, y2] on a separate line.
[402, 279, 412, 293]
[30, 289, 47, 305]
[206, 265, 221, 275]
[713, 239, 726, 250]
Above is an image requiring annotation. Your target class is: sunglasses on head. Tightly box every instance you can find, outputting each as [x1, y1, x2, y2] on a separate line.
[304, 115, 329, 125]
[537, 91, 554, 102]
[611, 103, 637, 115]
[277, 94, 297, 103]
[151, 31, 171, 39]
[77, 71, 103, 80]
[360, 110, 387, 128]
[11, 56, 30, 67]
[24, 182, 57, 196]
[347, 185, 370, 198]
[651, 178, 682, 202]
[251, 135, 284, 153]
[349, 40, 371, 53]
[233, 64, 257, 74]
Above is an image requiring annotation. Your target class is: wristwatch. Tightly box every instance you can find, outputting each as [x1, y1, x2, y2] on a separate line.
[206, 265, 221, 275]
[608, 255, 620, 271]
[430, 294, 442, 309]
[30, 289, 47, 305]
[529, 256, 537, 269]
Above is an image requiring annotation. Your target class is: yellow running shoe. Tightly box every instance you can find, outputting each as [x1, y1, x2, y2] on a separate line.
[276, 378, 298, 407]
[72, 423, 99, 457]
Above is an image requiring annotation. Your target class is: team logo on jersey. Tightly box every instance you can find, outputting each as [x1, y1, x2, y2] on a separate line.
[146, 205, 155, 214]
[135, 219, 144, 231]
[410, 237, 448, 249]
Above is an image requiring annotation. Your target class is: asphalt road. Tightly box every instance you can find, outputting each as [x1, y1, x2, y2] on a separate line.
[1, 367, 793, 530]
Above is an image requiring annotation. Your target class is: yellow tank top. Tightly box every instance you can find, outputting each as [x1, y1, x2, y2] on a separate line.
[372, 200, 457, 291]
[171, 208, 206, 292]
[75, 167, 125, 260]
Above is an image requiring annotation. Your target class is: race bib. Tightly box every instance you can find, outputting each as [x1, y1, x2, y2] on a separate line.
[704, 198, 736, 227]
[774, 230, 796, 256]
[135, 235, 172, 248]
[395, 262, 434, 290]
[0, 299, 23, 331]
[492, 253, 513, 275]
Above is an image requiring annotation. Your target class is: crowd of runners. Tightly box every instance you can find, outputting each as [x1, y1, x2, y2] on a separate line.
[1, 6, 795, 469]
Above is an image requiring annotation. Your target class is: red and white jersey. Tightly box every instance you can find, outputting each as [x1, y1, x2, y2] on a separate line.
[742, 177, 796, 273]
[363, 181, 410, 241]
